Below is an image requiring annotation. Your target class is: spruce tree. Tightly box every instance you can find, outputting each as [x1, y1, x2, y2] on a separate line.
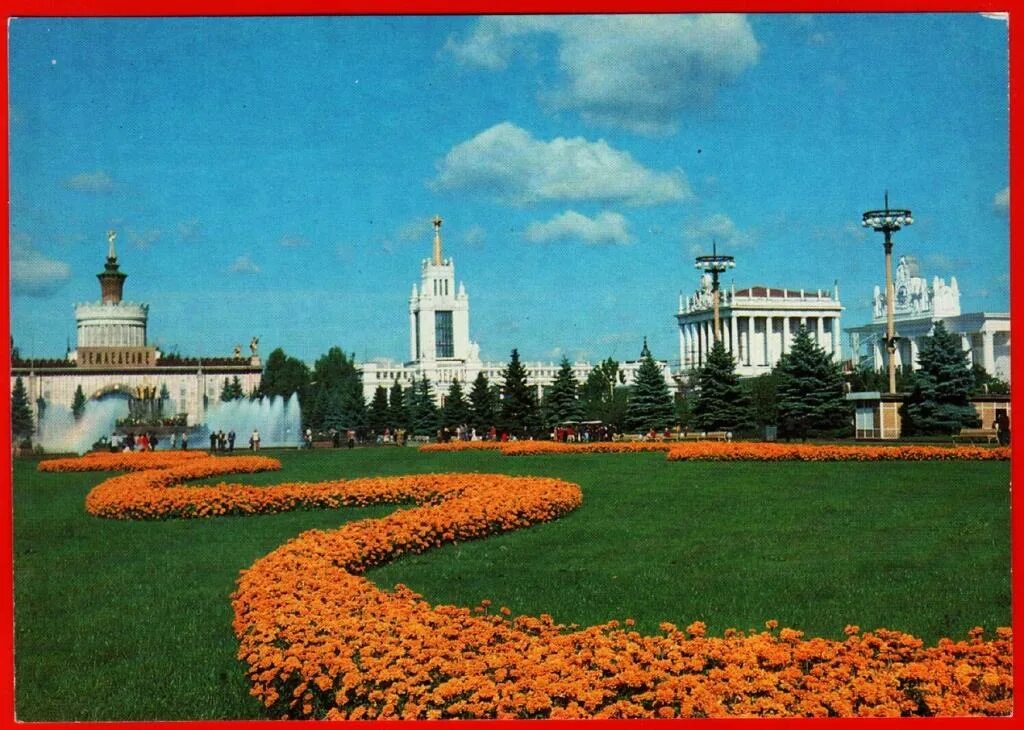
[388, 380, 408, 432]
[409, 376, 440, 436]
[322, 388, 347, 431]
[339, 378, 368, 434]
[543, 357, 582, 426]
[71, 385, 88, 421]
[11, 376, 34, 441]
[441, 379, 471, 429]
[693, 340, 752, 433]
[468, 371, 498, 434]
[902, 321, 980, 435]
[775, 325, 851, 440]
[229, 376, 245, 400]
[624, 344, 676, 432]
[499, 349, 538, 437]
[368, 385, 390, 434]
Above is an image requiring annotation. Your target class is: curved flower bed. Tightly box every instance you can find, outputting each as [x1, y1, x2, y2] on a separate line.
[666, 442, 1010, 462]
[418, 441, 504, 452]
[41, 454, 1012, 718]
[421, 440, 1009, 461]
[37, 450, 212, 473]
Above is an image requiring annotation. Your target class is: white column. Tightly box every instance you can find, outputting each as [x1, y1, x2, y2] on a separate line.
[831, 317, 842, 362]
[909, 336, 919, 369]
[982, 330, 995, 375]
[961, 334, 974, 366]
[729, 312, 738, 358]
[782, 316, 791, 355]
[765, 316, 774, 366]
[873, 337, 884, 371]
[744, 317, 752, 365]
[816, 317, 825, 349]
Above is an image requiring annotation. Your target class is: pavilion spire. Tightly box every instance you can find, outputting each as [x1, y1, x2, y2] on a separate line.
[432, 215, 443, 265]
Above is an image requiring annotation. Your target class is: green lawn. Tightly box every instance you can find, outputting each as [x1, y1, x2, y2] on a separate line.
[12, 447, 1010, 720]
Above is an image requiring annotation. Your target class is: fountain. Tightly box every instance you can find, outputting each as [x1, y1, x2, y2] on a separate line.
[35, 392, 302, 454]
[38, 397, 130, 455]
[199, 393, 302, 448]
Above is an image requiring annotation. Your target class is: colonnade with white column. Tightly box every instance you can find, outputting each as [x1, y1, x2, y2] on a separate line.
[680, 313, 843, 373]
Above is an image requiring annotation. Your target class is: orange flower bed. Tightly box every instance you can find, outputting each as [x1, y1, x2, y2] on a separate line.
[418, 441, 504, 452]
[41, 453, 1012, 718]
[38, 450, 212, 473]
[421, 440, 1009, 461]
[421, 440, 675, 455]
[666, 442, 1011, 462]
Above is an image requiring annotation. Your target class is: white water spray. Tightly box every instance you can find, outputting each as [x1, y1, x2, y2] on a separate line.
[200, 393, 302, 447]
[38, 398, 130, 455]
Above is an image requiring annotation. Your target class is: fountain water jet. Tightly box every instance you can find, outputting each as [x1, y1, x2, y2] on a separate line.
[200, 393, 302, 448]
[38, 397, 130, 455]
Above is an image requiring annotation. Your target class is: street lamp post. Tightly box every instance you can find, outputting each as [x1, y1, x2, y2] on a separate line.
[862, 193, 913, 394]
[694, 241, 735, 343]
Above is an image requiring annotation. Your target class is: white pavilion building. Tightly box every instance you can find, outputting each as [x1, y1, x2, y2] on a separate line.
[845, 255, 1011, 382]
[676, 272, 844, 378]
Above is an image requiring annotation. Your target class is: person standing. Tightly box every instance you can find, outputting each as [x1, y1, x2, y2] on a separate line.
[210, 430, 218, 453]
[251, 428, 260, 451]
[228, 430, 235, 452]
[181, 432, 188, 451]
[170, 432, 177, 450]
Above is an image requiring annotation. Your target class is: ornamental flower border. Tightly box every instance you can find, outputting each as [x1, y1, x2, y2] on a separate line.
[421, 440, 1010, 461]
[39, 453, 1012, 718]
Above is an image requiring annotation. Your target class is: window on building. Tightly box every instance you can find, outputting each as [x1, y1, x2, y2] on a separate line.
[435, 310, 454, 358]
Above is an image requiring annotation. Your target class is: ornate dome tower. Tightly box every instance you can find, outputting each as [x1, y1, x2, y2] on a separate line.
[73, 231, 153, 367]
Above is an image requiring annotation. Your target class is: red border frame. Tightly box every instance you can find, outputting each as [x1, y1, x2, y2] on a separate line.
[1, 2, 1017, 727]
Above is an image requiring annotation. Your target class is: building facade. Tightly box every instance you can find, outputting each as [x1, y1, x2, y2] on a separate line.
[845, 255, 1011, 382]
[11, 233, 263, 427]
[676, 273, 844, 378]
[358, 217, 673, 404]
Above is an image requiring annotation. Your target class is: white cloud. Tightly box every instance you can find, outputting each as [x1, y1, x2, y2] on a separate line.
[463, 224, 487, 249]
[279, 234, 309, 247]
[433, 122, 690, 206]
[994, 186, 1009, 215]
[228, 255, 260, 274]
[682, 213, 754, 255]
[128, 228, 162, 249]
[10, 235, 72, 296]
[65, 170, 116, 193]
[445, 15, 760, 134]
[177, 219, 202, 242]
[525, 210, 631, 246]
[398, 218, 432, 242]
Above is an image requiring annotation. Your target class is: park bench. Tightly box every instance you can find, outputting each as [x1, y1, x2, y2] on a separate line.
[952, 428, 999, 445]
[679, 431, 732, 442]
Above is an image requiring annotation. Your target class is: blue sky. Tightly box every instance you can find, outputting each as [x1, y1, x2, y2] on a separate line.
[9, 13, 1009, 366]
